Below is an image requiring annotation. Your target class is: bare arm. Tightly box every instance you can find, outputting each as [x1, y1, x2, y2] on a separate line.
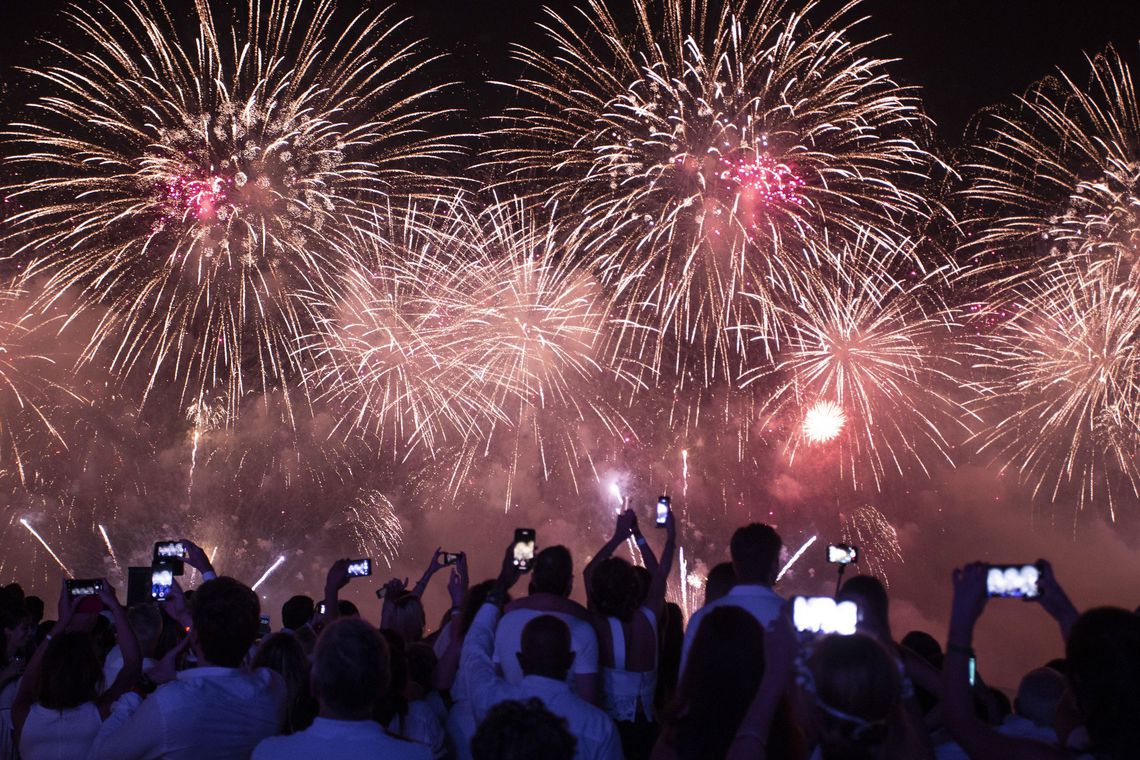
[645, 509, 677, 620]
[412, 548, 445, 598]
[14, 581, 77, 740]
[584, 511, 635, 607]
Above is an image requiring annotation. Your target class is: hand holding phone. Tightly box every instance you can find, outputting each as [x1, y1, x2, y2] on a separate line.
[512, 529, 536, 572]
[656, 496, 670, 527]
[153, 541, 186, 576]
[346, 559, 372, 578]
[985, 563, 1042, 599]
[442, 552, 462, 566]
[792, 596, 859, 635]
[151, 563, 174, 602]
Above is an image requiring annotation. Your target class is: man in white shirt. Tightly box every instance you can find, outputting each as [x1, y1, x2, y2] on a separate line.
[462, 548, 622, 760]
[492, 546, 599, 703]
[680, 523, 784, 671]
[253, 618, 430, 760]
[89, 577, 287, 760]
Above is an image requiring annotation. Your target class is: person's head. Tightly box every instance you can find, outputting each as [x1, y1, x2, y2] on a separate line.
[838, 575, 891, 641]
[531, 546, 573, 597]
[0, 606, 33, 660]
[704, 561, 736, 606]
[900, 630, 942, 667]
[253, 632, 310, 699]
[460, 580, 506, 635]
[126, 604, 163, 659]
[24, 596, 44, 625]
[471, 698, 576, 760]
[190, 576, 260, 668]
[670, 606, 765, 759]
[590, 557, 639, 622]
[386, 592, 426, 643]
[729, 523, 782, 585]
[1065, 607, 1140, 757]
[281, 595, 314, 631]
[312, 619, 389, 721]
[37, 631, 103, 710]
[805, 633, 900, 760]
[337, 599, 360, 618]
[517, 615, 574, 681]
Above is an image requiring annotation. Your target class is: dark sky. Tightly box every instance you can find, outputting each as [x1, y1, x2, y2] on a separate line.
[0, 0, 1136, 140]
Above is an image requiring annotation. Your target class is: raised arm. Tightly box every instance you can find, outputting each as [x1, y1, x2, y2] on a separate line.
[645, 508, 677, 619]
[460, 545, 521, 719]
[323, 559, 350, 623]
[942, 564, 1067, 760]
[584, 510, 636, 607]
[97, 582, 141, 716]
[13, 580, 77, 740]
[412, 548, 446, 598]
[631, 516, 658, 575]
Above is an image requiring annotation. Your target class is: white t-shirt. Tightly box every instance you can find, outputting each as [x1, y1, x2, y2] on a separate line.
[19, 702, 102, 760]
[493, 608, 598, 691]
[680, 585, 784, 672]
[253, 717, 431, 760]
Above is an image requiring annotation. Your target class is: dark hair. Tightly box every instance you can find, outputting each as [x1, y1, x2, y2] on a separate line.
[337, 599, 360, 618]
[253, 632, 316, 734]
[668, 606, 765, 759]
[1066, 607, 1140, 758]
[838, 575, 890, 635]
[808, 634, 899, 760]
[406, 642, 437, 693]
[655, 602, 684, 714]
[281, 595, 314, 631]
[24, 596, 44, 625]
[472, 698, 576, 760]
[631, 566, 652, 606]
[460, 581, 505, 636]
[900, 630, 942, 666]
[590, 557, 638, 622]
[375, 629, 409, 726]
[729, 524, 781, 584]
[519, 615, 573, 681]
[38, 632, 102, 710]
[387, 592, 426, 643]
[313, 619, 389, 716]
[531, 546, 573, 596]
[190, 577, 260, 668]
[704, 562, 736, 606]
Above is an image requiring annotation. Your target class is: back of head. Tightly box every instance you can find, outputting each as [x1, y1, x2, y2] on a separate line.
[807, 634, 899, 760]
[531, 546, 573, 596]
[127, 604, 163, 656]
[376, 629, 409, 723]
[838, 575, 890, 637]
[313, 619, 389, 718]
[671, 606, 765, 759]
[900, 630, 942, 667]
[337, 599, 360, 618]
[730, 524, 782, 585]
[631, 566, 652, 606]
[190, 576, 260, 668]
[461, 580, 503, 635]
[39, 631, 102, 710]
[387, 592, 426, 643]
[1065, 607, 1140, 757]
[518, 615, 573, 681]
[281, 595, 314, 631]
[704, 562, 737, 606]
[406, 642, 438, 693]
[24, 596, 44, 624]
[471, 698, 576, 760]
[252, 632, 309, 697]
[590, 557, 638, 621]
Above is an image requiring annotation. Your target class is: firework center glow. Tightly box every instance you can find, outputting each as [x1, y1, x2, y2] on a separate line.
[803, 400, 846, 444]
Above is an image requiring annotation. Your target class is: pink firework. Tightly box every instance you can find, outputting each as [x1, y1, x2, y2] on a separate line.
[162, 174, 229, 223]
[719, 155, 805, 206]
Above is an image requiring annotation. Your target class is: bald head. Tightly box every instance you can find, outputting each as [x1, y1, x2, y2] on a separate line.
[516, 615, 574, 681]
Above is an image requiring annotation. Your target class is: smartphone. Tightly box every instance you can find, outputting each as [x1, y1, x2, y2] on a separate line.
[656, 496, 670, 527]
[259, 614, 271, 637]
[826, 544, 858, 565]
[968, 655, 977, 686]
[793, 596, 859, 635]
[512, 528, 536, 572]
[985, 563, 1041, 599]
[375, 588, 387, 600]
[346, 559, 372, 577]
[442, 552, 462, 566]
[317, 601, 327, 615]
[66, 579, 104, 597]
[150, 563, 174, 602]
[153, 541, 186, 576]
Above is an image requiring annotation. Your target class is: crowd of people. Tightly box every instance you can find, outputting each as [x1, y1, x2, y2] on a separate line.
[0, 507, 1137, 759]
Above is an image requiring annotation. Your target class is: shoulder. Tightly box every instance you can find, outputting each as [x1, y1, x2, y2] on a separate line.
[252, 732, 306, 759]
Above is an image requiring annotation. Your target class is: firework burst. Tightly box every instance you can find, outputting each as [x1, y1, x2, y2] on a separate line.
[841, 505, 903, 586]
[746, 238, 968, 489]
[969, 255, 1140, 518]
[489, 0, 937, 383]
[960, 46, 1140, 280]
[4, 0, 458, 423]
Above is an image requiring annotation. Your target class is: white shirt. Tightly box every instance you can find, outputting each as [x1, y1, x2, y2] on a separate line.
[386, 699, 446, 759]
[998, 715, 1059, 744]
[252, 717, 431, 760]
[19, 702, 102, 760]
[102, 645, 156, 691]
[493, 604, 598, 692]
[463, 604, 622, 760]
[89, 666, 286, 760]
[680, 585, 784, 672]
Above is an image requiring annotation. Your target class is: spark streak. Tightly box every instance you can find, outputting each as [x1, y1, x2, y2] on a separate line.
[98, 524, 119, 569]
[20, 518, 71, 575]
[252, 554, 286, 591]
[776, 534, 818, 582]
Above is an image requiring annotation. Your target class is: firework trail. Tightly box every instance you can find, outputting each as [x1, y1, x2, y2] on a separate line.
[252, 554, 286, 591]
[840, 505, 902, 586]
[4, 0, 459, 424]
[968, 255, 1140, 518]
[20, 518, 72, 576]
[488, 0, 938, 385]
[960, 46, 1140, 281]
[745, 238, 969, 489]
[776, 534, 817, 582]
[98, 524, 120, 569]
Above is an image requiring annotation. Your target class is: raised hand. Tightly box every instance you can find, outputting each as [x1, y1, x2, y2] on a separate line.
[325, 558, 351, 594]
[1035, 560, 1079, 640]
[949, 563, 989, 644]
[614, 509, 637, 539]
[181, 539, 214, 575]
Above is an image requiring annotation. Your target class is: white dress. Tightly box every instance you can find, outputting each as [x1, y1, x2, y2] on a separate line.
[19, 702, 102, 760]
[601, 608, 658, 722]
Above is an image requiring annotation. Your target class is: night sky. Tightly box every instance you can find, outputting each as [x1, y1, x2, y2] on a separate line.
[1, 0, 1137, 140]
